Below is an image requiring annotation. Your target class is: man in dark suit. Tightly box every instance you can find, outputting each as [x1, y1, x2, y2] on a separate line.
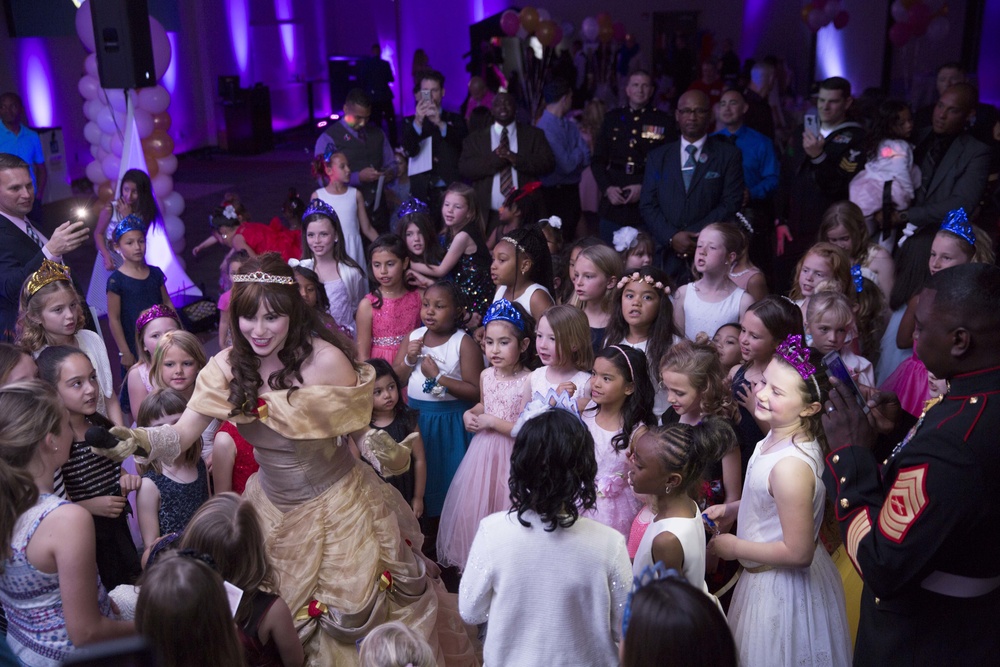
[401, 69, 468, 222]
[0, 153, 89, 341]
[458, 92, 555, 237]
[640, 90, 743, 285]
[882, 83, 991, 239]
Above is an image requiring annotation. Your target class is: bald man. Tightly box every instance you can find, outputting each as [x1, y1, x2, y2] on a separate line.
[640, 89, 743, 284]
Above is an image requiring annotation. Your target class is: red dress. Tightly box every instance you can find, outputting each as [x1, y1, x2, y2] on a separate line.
[236, 219, 302, 262]
[219, 421, 259, 495]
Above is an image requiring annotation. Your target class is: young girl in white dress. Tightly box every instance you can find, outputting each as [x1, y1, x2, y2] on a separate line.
[706, 335, 851, 667]
[311, 150, 378, 272]
[490, 226, 554, 323]
[524, 305, 593, 409]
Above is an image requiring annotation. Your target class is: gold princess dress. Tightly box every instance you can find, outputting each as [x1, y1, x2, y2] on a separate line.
[190, 357, 479, 666]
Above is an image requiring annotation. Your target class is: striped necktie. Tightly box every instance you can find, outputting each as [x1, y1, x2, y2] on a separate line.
[24, 221, 43, 249]
[683, 144, 697, 192]
[499, 127, 513, 196]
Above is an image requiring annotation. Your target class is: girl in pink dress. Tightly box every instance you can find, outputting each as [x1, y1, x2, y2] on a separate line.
[436, 300, 531, 571]
[356, 234, 422, 363]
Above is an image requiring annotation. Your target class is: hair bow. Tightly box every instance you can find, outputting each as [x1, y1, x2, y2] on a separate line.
[288, 258, 315, 270]
[612, 226, 640, 253]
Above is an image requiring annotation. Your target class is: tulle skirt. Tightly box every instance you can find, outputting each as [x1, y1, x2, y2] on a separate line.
[880, 354, 929, 418]
[411, 398, 474, 518]
[728, 545, 851, 667]
[436, 429, 514, 570]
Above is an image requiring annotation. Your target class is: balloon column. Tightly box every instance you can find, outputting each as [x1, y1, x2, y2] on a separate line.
[888, 1, 950, 48]
[75, 0, 187, 254]
[801, 1, 851, 32]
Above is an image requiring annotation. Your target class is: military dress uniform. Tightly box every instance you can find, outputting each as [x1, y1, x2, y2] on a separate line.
[825, 365, 1000, 666]
[591, 104, 675, 243]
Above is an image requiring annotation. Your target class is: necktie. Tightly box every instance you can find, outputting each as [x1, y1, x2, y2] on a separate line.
[683, 144, 698, 192]
[499, 127, 513, 196]
[24, 221, 43, 249]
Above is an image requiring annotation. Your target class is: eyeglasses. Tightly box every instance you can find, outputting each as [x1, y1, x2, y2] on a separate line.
[677, 108, 710, 116]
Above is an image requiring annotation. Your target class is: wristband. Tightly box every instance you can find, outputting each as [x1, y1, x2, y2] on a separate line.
[403, 355, 418, 368]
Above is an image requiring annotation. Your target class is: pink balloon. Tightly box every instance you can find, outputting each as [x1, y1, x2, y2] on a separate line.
[163, 215, 186, 247]
[156, 154, 178, 176]
[84, 98, 104, 122]
[85, 159, 105, 184]
[151, 173, 173, 199]
[552, 24, 564, 46]
[889, 21, 911, 47]
[908, 3, 932, 37]
[500, 10, 520, 37]
[833, 11, 850, 30]
[149, 18, 171, 81]
[612, 22, 626, 42]
[137, 86, 170, 114]
[134, 109, 154, 139]
[78, 75, 100, 101]
[75, 1, 96, 52]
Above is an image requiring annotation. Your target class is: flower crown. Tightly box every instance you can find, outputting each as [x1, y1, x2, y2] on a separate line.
[939, 207, 975, 247]
[231, 271, 295, 285]
[482, 299, 525, 332]
[26, 259, 71, 297]
[851, 264, 863, 293]
[112, 214, 146, 244]
[616, 271, 670, 294]
[135, 304, 180, 333]
[612, 226, 640, 253]
[397, 198, 429, 218]
[303, 198, 340, 223]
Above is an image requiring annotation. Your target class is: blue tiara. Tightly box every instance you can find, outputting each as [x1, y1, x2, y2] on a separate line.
[481, 299, 525, 332]
[940, 208, 975, 247]
[303, 198, 340, 223]
[851, 264, 863, 293]
[112, 214, 146, 244]
[397, 198, 429, 218]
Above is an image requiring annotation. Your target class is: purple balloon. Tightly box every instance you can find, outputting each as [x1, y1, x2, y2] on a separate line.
[157, 154, 178, 176]
[137, 86, 170, 114]
[83, 121, 102, 146]
[149, 18, 172, 80]
[500, 10, 520, 37]
[78, 75, 100, 101]
[151, 173, 173, 199]
[889, 21, 911, 48]
[96, 106, 117, 134]
[102, 154, 121, 181]
[75, 1, 96, 52]
[85, 159, 104, 184]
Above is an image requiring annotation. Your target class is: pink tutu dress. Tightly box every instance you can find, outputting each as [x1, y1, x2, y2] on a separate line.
[436, 368, 528, 570]
[366, 290, 422, 363]
[880, 352, 929, 418]
[581, 402, 643, 538]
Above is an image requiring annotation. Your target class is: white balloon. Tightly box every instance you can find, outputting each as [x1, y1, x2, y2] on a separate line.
[149, 18, 172, 81]
[137, 86, 170, 114]
[99, 132, 112, 152]
[96, 106, 116, 134]
[96, 146, 109, 162]
[163, 214, 185, 245]
[102, 154, 121, 181]
[90, 145, 100, 159]
[110, 133, 124, 157]
[104, 89, 127, 113]
[84, 98, 104, 122]
[134, 109, 154, 139]
[151, 174, 173, 198]
[83, 121, 102, 146]
[78, 75, 100, 101]
[113, 110, 127, 127]
[156, 154, 178, 176]
[84, 53, 98, 78]
[85, 159, 105, 184]
[162, 191, 185, 217]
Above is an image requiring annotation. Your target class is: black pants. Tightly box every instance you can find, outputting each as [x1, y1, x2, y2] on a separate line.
[541, 183, 582, 241]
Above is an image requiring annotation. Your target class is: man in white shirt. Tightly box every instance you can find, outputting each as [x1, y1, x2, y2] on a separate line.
[0, 153, 88, 340]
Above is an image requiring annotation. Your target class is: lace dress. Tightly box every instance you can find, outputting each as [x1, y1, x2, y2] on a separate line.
[437, 368, 528, 570]
[1, 495, 115, 667]
[580, 402, 642, 538]
[366, 290, 422, 363]
[727, 439, 851, 667]
[189, 357, 478, 666]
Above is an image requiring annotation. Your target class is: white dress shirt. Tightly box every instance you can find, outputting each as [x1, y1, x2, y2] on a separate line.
[679, 134, 708, 170]
[490, 121, 519, 210]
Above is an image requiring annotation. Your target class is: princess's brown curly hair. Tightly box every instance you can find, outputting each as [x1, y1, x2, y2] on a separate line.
[226, 253, 360, 417]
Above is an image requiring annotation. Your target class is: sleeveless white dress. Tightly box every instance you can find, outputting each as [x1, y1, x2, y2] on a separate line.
[314, 187, 366, 274]
[682, 284, 745, 342]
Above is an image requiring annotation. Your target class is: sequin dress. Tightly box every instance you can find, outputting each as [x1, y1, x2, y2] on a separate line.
[442, 230, 493, 318]
[366, 290, 422, 363]
[218, 421, 260, 495]
[580, 402, 642, 538]
[437, 368, 528, 570]
[1, 495, 116, 667]
[142, 459, 210, 537]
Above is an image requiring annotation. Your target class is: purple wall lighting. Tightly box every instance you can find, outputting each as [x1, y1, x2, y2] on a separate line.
[19, 38, 54, 127]
[815, 24, 846, 81]
[228, 0, 250, 79]
[741, 0, 774, 61]
[981, 1, 1000, 107]
[280, 23, 296, 65]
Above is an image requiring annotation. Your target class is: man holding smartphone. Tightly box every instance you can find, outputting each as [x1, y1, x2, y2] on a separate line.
[773, 77, 865, 292]
[402, 70, 467, 222]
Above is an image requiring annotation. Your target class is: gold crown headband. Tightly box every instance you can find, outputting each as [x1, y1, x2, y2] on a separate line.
[231, 271, 295, 285]
[26, 259, 72, 297]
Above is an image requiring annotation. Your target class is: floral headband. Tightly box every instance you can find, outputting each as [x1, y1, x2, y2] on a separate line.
[612, 226, 640, 253]
[616, 271, 670, 295]
[303, 198, 340, 223]
[735, 212, 753, 236]
[775, 334, 821, 397]
[135, 304, 180, 333]
[482, 299, 525, 332]
[112, 214, 146, 244]
[940, 207, 975, 247]
[210, 204, 239, 229]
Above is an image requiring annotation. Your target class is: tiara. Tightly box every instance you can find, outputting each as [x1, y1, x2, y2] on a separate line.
[510, 388, 583, 438]
[616, 271, 670, 295]
[303, 198, 339, 223]
[776, 335, 815, 379]
[499, 236, 526, 253]
[231, 271, 295, 285]
[112, 214, 146, 244]
[612, 226, 640, 252]
[482, 299, 525, 332]
[851, 264, 863, 293]
[940, 207, 975, 246]
[135, 304, 180, 332]
[735, 212, 753, 235]
[622, 563, 685, 636]
[397, 198, 429, 218]
[26, 259, 71, 297]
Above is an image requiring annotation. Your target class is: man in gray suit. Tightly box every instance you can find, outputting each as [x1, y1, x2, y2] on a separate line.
[881, 83, 990, 237]
[640, 90, 743, 285]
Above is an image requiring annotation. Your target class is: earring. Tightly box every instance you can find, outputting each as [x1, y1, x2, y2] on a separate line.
[664, 483, 676, 495]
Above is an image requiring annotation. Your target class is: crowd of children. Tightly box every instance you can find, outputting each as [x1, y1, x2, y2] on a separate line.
[0, 170, 994, 667]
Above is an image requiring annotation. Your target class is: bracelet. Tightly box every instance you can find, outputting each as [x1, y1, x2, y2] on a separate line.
[403, 355, 418, 368]
[422, 373, 447, 397]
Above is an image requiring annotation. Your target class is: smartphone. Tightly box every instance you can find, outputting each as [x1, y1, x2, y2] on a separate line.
[822, 350, 870, 414]
[421, 89, 431, 102]
[804, 112, 819, 137]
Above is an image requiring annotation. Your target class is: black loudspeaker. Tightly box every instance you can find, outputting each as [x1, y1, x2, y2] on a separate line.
[89, 0, 156, 89]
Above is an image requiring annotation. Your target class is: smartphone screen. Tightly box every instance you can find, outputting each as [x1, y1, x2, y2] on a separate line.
[822, 351, 870, 414]
[804, 113, 819, 137]
[421, 90, 431, 101]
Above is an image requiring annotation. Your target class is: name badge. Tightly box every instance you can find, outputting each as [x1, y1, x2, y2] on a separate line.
[641, 125, 665, 141]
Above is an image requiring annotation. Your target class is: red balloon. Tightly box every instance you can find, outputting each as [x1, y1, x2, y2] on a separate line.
[596, 12, 613, 29]
[889, 21, 911, 47]
[500, 10, 520, 37]
[612, 22, 627, 42]
[833, 11, 850, 29]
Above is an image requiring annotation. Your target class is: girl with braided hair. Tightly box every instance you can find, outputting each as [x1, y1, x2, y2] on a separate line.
[489, 225, 554, 323]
